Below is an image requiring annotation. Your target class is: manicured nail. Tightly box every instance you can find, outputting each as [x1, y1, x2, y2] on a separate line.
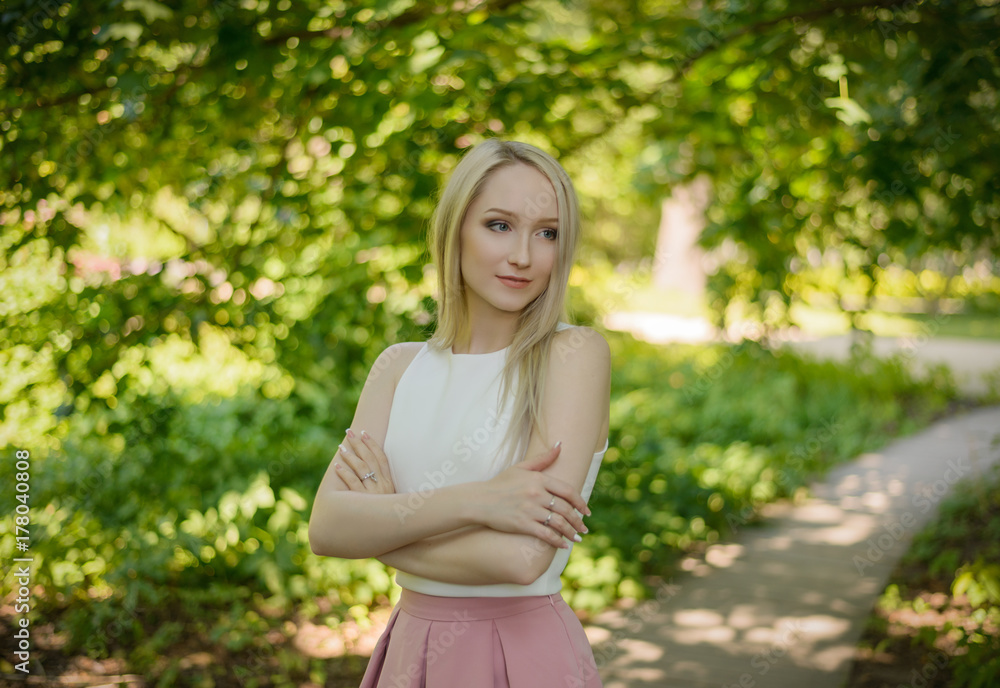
[573, 534, 582, 543]
[361, 430, 370, 439]
[554, 441, 562, 449]
[346, 429, 354, 438]
[581, 526, 589, 534]
[334, 462, 342, 469]
[338, 443, 349, 455]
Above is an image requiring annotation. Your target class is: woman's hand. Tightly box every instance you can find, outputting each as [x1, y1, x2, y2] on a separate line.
[472, 443, 591, 549]
[334, 429, 396, 494]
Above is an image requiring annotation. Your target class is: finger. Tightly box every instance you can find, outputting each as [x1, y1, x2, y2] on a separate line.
[347, 431, 378, 466]
[351, 431, 381, 468]
[359, 430, 393, 481]
[342, 431, 364, 459]
[518, 442, 562, 472]
[345, 432, 388, 486]
[542, 476, 591, 516]
[535, 518, 571, 549]
[349, 434, 390, 493]
[549, 497, 588, 536]
[540, 506, 578, 543]
[334, 462, 366, 492]
[338, 443, 373, 489]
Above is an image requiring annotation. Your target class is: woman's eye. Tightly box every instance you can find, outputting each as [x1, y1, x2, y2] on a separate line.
[539, 228, 558, 240]
[488, 221, 511, 232]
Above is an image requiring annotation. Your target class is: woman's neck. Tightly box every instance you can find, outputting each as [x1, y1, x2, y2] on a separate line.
[453, 305, 520, 355]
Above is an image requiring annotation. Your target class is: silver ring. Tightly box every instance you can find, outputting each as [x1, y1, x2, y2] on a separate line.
[544, 512, 553, 527]
[362, 471, 376, 481]
[548, 496, 556, 509]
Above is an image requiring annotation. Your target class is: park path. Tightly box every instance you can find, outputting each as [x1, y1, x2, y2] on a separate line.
[604, 311, 1000, 397]
[783, 334, 1000, 397]
[585, 404, 1000, 687]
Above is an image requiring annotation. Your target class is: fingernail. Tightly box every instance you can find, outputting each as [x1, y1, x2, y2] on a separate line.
[346, 429, 355, 438]
[573, 534, 582, 543]
[361, 430, 369, 439]
[334, 462, 342, 469]
[581, 526, 589, 534]
[339, 444, 348, 454]
[554, 441, 562, 449]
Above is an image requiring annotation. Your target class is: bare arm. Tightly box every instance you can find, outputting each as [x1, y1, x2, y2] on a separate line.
[308, 344, 482, 558]
[378, 526, 556, 586]
[376, 327, 612, 585]
[308, 342, 593, 561]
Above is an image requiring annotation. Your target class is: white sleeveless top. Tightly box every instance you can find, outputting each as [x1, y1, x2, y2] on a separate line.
[383, 324, 608, 597]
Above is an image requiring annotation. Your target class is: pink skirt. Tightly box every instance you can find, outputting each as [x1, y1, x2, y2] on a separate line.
[359, 589, 602, 687]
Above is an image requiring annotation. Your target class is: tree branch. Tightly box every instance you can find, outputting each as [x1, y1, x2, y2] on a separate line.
[263, 0, 525, 45]
[678, 0, 920, 75]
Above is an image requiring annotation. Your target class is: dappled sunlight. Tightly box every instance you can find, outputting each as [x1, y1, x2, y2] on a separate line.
[673, 609, 726, 628]
[704, 543, 744, 567]
[589, 407, 1000, 686]
[2, 0, 997, 683]
[603, 311, 716, 344]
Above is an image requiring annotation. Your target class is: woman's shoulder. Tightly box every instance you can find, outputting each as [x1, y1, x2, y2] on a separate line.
[382, 341, 426, 359]
[550, 325, 610, 370]
[366, 341, 426, 388]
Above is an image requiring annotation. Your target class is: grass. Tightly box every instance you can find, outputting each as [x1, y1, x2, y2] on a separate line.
[790, 304, 1000, 340]
[608, 288, 1000, 342]
[846, 461, 1000, 688]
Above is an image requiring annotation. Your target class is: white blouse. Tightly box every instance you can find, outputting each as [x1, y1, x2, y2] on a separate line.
[382, 324, 608, 597]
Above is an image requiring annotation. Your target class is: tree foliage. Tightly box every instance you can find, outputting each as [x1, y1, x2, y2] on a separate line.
[3, 0, 998, 415]
[1, 2, 996, 678]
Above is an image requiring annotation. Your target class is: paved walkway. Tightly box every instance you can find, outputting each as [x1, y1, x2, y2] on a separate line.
[783, 334, 1000, 398]
[604, 311, 1000, 397]
[586, 405, 1000, 688]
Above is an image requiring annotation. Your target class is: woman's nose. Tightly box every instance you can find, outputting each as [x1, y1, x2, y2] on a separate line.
[509, 236, 531, 267]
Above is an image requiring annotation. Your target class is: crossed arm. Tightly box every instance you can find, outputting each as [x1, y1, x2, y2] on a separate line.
[307, 328, 611, 586]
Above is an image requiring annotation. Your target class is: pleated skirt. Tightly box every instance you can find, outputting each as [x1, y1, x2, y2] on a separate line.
[359, 588, 603, 687]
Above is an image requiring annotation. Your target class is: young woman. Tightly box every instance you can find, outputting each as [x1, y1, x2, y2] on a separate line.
[309, 139, 610, 687]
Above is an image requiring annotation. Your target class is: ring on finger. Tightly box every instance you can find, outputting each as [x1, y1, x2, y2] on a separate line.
[548, 496, 556, 509]
[362, 471, 376, 481]
[544, 512, 553, 527]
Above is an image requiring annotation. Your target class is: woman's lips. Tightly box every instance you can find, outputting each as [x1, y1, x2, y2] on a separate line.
[497, 276, 531, 289]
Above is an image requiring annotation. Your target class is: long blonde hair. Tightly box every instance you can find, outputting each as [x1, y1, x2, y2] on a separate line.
[428, 139, 581, 468]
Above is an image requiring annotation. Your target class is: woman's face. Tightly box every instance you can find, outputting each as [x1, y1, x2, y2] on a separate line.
[459, 163, 560, 317]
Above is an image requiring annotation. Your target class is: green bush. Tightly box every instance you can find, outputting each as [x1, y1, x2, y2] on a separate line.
[0, 328, 965, 675]
[869, 463, 1000, 688]
[559, 333, 959, 609]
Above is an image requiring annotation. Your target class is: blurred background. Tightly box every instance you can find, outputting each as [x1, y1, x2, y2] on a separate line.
[1, 0, 998, 686]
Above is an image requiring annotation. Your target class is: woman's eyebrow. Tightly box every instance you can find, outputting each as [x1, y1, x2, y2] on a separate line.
[484, 207, 559, 224]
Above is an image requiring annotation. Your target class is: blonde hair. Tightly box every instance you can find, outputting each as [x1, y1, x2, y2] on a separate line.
[428, 139, 580, 469]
